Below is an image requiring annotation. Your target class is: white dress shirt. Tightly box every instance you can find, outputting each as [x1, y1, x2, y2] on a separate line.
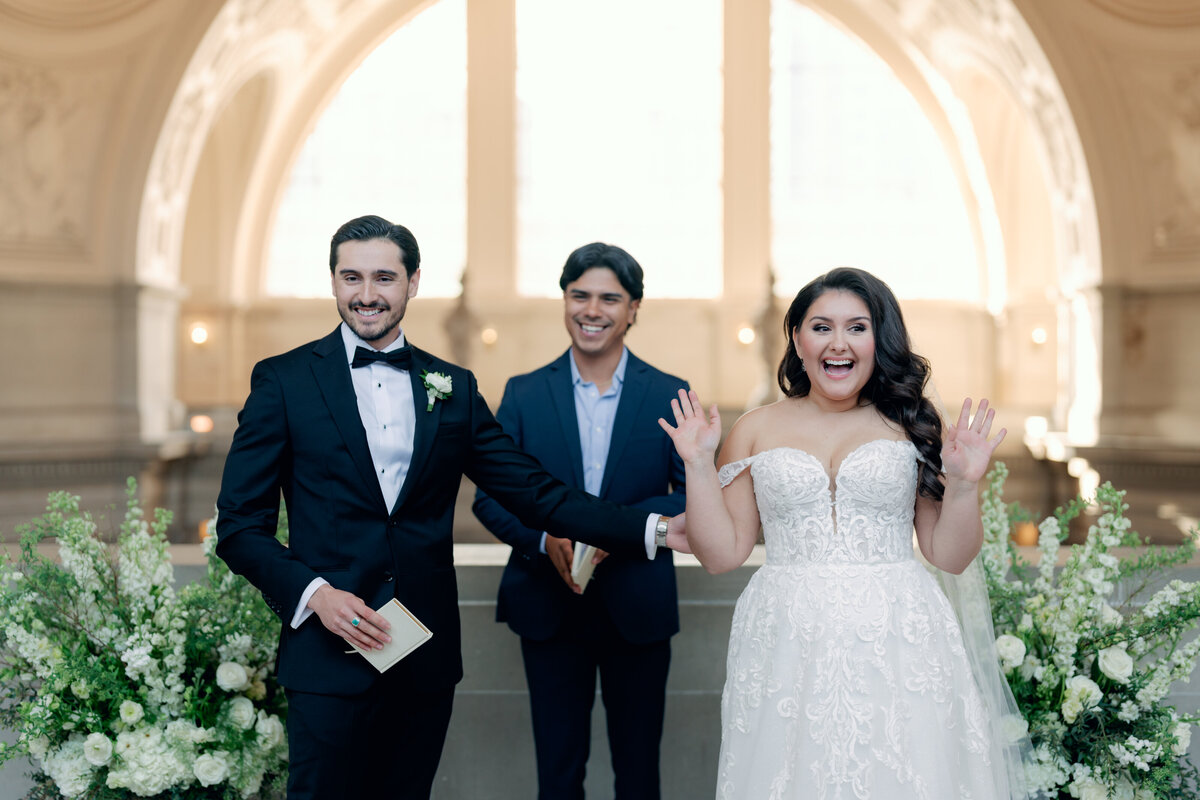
[291, 324, 417, 628]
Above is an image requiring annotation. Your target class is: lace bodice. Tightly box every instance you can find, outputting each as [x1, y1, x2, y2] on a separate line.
[718, 439, 919, 566]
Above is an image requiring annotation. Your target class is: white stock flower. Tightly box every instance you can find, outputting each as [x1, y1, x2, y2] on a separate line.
[82, 732, 113, 766]
[995, 634, 1027, 671]
[1098, 646, 1134, 684]
[1173, 722, 1192, 756]
[118, 700, 144, 725]
[193, 751, 231, 786]
[227, 696, 257, 730]
[216, 661, 251, 692]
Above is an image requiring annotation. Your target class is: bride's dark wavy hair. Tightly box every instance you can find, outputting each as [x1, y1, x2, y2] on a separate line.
[777, 267, 946, 501]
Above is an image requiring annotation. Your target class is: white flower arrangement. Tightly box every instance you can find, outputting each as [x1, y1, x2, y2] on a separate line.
[0, 480, 288, 799]
[981, 463, 1200, 798]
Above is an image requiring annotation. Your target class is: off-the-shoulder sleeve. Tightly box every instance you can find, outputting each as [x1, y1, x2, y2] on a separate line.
[718, 456, 755, 488]
[912, 445, 947, 473]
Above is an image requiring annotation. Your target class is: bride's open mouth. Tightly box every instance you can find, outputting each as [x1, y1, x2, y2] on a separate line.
[823, 358, 853, 377]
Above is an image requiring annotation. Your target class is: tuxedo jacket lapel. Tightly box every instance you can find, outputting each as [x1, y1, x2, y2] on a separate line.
[310, 329, 387, 511]
[600, 352, 648, 498]
[547, 352, 585, 488]
[394, 347, 441, 512]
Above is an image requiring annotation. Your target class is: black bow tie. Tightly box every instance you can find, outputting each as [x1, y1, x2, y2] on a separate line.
[351, 345, 413, 371]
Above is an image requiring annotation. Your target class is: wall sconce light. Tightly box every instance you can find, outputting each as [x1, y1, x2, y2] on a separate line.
[1030, 327, 1047, 345]
[189, 414, 214, 434]
[480, 327, 499, 346]
[736, 326, 756, 345]
[190, 323, 210, 345]
[1012, 521, 1038, 546]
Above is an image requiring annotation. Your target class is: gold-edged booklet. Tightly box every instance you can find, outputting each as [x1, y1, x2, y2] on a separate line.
[571, 542, 598, 591]
[354, 598, 433, 673]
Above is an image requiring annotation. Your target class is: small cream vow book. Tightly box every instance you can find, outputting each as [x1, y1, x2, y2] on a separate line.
[352, 598, 433, 673]
[571, 543, 598, 591]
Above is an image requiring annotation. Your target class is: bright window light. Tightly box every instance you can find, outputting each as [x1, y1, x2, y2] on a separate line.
[770, 1, 980, 302]
[266, 0, 466, 298]
[515, 0, 723, 298]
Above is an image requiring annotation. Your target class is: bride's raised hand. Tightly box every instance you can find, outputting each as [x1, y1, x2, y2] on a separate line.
[941, 397, 1006, 484]
[658, 389, 721, 466]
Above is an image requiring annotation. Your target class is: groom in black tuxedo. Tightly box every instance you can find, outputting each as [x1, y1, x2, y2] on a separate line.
[215, 215, 676, 800]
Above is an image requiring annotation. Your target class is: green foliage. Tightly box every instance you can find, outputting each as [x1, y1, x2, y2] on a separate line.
[981, 464, 1200, 799]
[0, 483, 288, 799]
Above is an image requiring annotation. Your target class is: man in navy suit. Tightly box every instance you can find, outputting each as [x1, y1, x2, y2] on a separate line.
[473, 243, 688, 800]
[216, 218, 681, 800]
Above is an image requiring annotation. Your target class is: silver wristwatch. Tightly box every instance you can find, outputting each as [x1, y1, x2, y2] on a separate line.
[654, 516, 672, 550]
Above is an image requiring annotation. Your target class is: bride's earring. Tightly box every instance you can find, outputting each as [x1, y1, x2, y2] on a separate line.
[799, 360, 806, 372]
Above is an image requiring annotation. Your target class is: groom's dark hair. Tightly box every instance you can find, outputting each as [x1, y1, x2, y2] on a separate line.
[329, 215, 421, 278]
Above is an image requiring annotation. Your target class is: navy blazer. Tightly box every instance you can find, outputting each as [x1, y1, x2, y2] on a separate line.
[216, 328, 650, 696]
[472, 350, 687, 644]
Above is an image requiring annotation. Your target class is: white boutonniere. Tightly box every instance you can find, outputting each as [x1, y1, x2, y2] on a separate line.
[421, 370, 453, 411]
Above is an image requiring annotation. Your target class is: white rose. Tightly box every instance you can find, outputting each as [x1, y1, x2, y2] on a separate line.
[998, 714, 1029, 743]
[216, 662, 250, 693]
[1062, 694, 1084, 724]
[83, 732, 113, 766]
[118, 700, 144, 725]
[1173, 722, 1192, 756]
[1072, 777, 1109, 800]
[995, 635, 1027, 671]
[227, 696, 256, 730]
[215, 661, 250, 692]
[26, 734, 50, 760]
[193, 751, 230, 786]
[256, 712, 285, 749]
[1098, 646, 1134, 684]
[70, 680, 90, 700]
[1067, 675, 1102, 707]
[426, 372, 452, 394]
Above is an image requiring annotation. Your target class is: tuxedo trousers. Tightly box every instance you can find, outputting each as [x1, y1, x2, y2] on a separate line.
[285, 677, 454, 800]
[519, 589, 671, 800]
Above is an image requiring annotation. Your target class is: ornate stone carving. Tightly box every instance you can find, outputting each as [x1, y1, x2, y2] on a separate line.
[1085, 0, 1200, 28]
[0, 1, 160, 28]
[1155, 65, 1200, 247]
[0, 60, 117, 249]
[137, 0, 374, 286]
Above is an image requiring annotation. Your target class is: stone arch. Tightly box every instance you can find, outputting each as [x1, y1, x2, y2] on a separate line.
[140, 0, 1101, 441]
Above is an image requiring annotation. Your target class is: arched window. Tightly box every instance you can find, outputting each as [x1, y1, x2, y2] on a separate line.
[770, 1, 980, 302]
[266, 0, 467, 298]
[514, 0, 723, 298]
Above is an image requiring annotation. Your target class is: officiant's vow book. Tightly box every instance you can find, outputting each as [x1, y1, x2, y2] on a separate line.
[571, 542, 598, 591]
[354, 598, 432, 673]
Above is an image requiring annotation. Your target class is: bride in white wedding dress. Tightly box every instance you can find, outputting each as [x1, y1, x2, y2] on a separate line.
[659, 268, 1026, 800]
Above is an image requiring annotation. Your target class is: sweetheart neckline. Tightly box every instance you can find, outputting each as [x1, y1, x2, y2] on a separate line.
[748, 438, 916, 487]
